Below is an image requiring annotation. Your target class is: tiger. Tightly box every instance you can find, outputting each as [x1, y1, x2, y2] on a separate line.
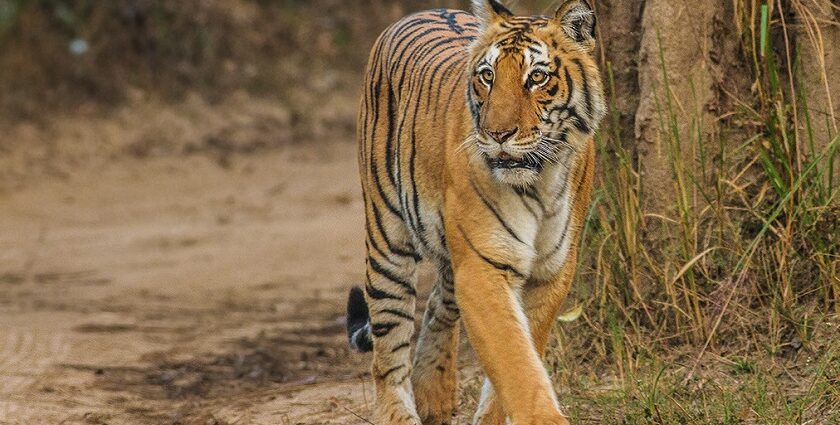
[345, 1, 605, 424]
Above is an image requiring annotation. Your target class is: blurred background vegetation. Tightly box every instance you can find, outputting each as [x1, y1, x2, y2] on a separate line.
[0, 1, 566, 121]
[0, 0, 388, 123]
[1, 0, 838, 423]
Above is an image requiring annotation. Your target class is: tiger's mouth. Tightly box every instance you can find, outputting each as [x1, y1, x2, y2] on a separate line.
[484, 153, 542, 171]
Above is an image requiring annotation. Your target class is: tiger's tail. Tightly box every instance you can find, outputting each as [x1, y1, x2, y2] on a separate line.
[346, 286, 373, 352]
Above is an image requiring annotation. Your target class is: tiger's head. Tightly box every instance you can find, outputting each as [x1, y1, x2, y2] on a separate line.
[467, 0, 606, 186]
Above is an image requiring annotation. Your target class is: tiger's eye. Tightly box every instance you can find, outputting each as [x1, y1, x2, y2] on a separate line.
[480, 69, 494, 84]
[530, 70, 547, 85]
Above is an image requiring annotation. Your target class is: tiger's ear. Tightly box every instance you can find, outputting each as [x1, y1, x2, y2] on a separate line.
[472, 0, 513, 26]
[555, 0, 596, 50]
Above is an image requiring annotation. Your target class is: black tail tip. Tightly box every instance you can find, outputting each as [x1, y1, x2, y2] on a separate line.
[347, 286, 369, 323]
[347, 286, 373, 352]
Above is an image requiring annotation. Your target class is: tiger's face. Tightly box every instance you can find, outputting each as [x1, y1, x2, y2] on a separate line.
[467, 0, 606, 186]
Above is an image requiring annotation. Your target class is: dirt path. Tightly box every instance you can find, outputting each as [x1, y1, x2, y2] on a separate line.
[0, 141, 387, 424]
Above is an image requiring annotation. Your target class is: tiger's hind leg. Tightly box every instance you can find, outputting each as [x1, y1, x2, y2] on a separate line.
[355, 231, 422, 424]
[412, 265, 461, 425]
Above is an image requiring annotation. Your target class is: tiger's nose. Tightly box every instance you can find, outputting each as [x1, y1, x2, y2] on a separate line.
[485, 127, 518, 144]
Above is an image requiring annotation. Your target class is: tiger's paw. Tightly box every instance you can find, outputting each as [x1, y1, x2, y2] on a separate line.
[374, 405, 422, 425]
[473, 411, 506, 425]
[415, 398, 456, 425]
[413, 372, 457, 425]
[418, 408, 455, 425]
[373, 385, 423, 425]
[520, 414, 570, 425]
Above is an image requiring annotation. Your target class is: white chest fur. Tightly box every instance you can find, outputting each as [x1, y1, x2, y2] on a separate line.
[512, 161, 577, 282]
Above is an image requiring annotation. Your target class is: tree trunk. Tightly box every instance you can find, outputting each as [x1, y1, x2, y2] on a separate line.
[594, 0, 837, 213]
[796, 0, 840, 154]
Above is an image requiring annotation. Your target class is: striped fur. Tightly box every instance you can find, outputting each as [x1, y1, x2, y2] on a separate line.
[346, 1, 605, 424]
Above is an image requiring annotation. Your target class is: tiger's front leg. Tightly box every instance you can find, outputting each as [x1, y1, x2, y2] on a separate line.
[449, 225, 569, 425]
[473, 256, 578, 425]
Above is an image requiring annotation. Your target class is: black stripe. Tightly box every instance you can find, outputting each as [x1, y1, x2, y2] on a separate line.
[366, 272, 403, 301]
[488, 0, 513, 16]
[360, 26, 391, 172]
[369, 256, 416, 296]
[467, 82, 482, 123]
[434, 54, 470, 117]
[437, 211, 449, 252]
[387, 18, 439, 56]
[366, 228, 400, 270]
[371, 202, 421, 260]
[372, 321, 401, 337]
[566, 106, 592, 133]
[443, 66, 469, 116]
[442, 299, 460, 314]
[365, 37, 403, 216]
[408, 108, 426, 250]
[391, 342, 411, 353]
[572, 58, 593, 117]
[561, 64, 592, 133]
[431, 311, 457, 327]
[384, 85, 398, 187]
[540, 217, 572, 261]
[378, 364, 405, 380]
[441, 276, 455, 292]
[456, 225, 525, 279]
[394, 31, 452, 97]
[470, 180, 527, 245]
[405, 36, 467, 115]
[515, 186, 545, 214]
[380, 308, 415, 321]
[365, 284, 402, 301]
[370, 322, 400, 338]
[390, 27, 453, 84]
[369, 146, 403, 217]
[564, 66, 575, 105]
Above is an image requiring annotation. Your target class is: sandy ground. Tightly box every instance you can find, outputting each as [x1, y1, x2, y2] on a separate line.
[0, 141, 396, 424]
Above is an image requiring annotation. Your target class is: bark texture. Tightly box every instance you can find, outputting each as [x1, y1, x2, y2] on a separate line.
[797, 0, 840, 152]
[593, 0, 645, 144]
[629, 0, 752, 213]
